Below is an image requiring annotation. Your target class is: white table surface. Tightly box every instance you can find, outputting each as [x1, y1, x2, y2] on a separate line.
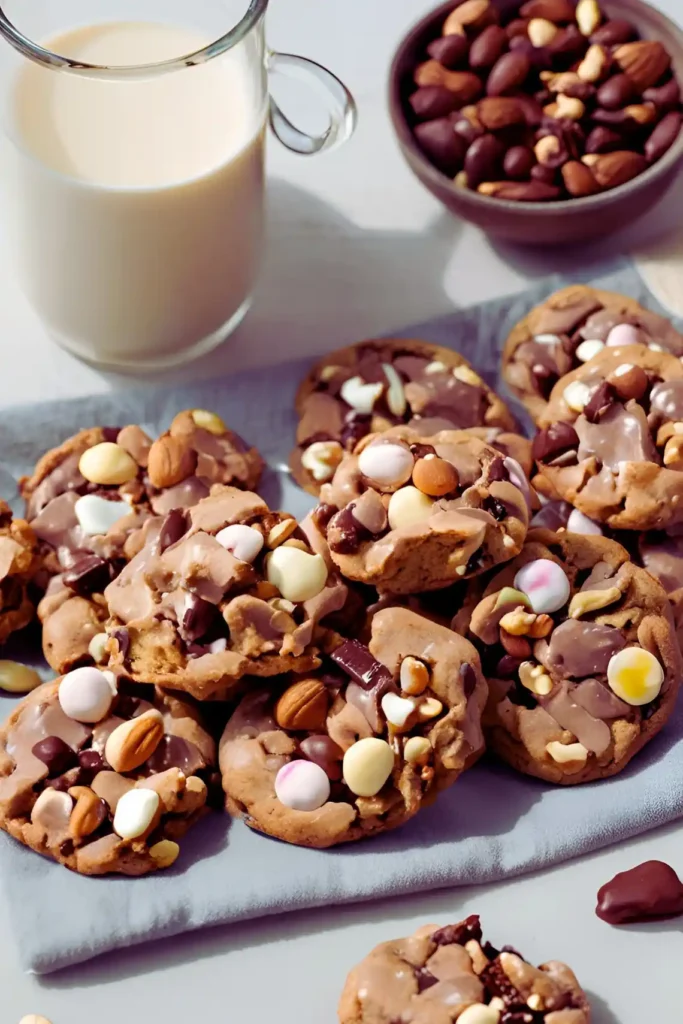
[2, 1, 683, 1020]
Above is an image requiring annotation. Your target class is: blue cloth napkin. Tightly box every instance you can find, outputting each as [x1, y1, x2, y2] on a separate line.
[2, 262, 682, 974]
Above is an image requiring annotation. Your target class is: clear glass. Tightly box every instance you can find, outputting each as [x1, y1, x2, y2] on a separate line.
[0, 0, 356, 370]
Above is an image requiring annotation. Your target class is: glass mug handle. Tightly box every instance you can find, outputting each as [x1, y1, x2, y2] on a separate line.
[266, 50, 357, 155]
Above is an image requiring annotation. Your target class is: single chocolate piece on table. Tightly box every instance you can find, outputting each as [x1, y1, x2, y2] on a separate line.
[596, 860, 683, 924]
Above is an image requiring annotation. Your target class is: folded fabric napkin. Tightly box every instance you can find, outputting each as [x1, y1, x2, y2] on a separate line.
[2, 260, 682, 974]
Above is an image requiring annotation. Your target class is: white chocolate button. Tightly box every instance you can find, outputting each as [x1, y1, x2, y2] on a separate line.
[0, 661, 42, 694]
[458, 1005, 501, 1024]
[78, 442, 138, 485]
[403, 736, 431, 765]
[343, 737, 394, 797]
[113, 788, 160, 839]
[575, 339, 605, 363]
[358, 442, 414, 490]
[266, 547, 327, 603]
[190, 409, 226, 435]
[74, 494, 131, 536]
[87, 632, 109, 663]
[301, 441, 344, 482]
[274, 760, 331, 811]
[382, 363, 407, 417]
[58, 666, 117, 723]
[607, 647, 664, 706]
[340, 376, 383, 414]
[215, 523, 264, 563]
[30, 789, 73, 831]
[546, 740, 589, 765]
[387, 486, 434, 530]
[514, 559, 570, 614]
[606, 323, 641, 347]
[566, 508, 602, 535]
[381, 692, 416, 730]
[563, 380, 593, 412]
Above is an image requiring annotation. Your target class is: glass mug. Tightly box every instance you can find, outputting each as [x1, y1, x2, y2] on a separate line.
[0, 0, 356, 369]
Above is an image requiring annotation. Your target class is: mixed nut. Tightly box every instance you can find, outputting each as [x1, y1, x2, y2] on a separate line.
[406, 0, 683, 200]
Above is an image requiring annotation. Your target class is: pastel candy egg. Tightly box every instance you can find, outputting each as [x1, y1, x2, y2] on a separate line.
[274, 760, 331, 811]
[343, 737, 395, 797]
[514, 558, 570, 614]
[58, 666, 117, 723]
[74, 494, 131, 536]
[215, 523, 264, 563]
[358, 442, 414, 490]
[567, 508, 602, 536]
[387, 486, 434, 530]
[606, 323, 642, 347]
[266, 547, 327, 603]
[607, 647, 664, 706]
[113, 788, 160, 839]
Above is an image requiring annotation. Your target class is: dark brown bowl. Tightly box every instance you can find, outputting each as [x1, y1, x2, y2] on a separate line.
[389, 0, 683, 245]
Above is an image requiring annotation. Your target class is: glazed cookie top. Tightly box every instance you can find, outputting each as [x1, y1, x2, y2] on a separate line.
[503, 285, 683, 423]
[338, 914, 591, 1024]
[314, 428, 529, 594]
[0, 500, 41, 642]
[471, 530, 680, 783]
[533, 344, 683, 530]
[639, 529, 683, 599]
[291, 339, 516, 494]
[0, 672, 215, 875]
[145, 408, 264, 514]
[220, 608, 487, 848]
[104, 486, 348, 699]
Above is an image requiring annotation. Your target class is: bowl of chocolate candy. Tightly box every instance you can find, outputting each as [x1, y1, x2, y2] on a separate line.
[389, 0, 683, 244]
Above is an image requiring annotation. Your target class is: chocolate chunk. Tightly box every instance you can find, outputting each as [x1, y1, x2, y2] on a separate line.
[340, 413, 372, 450]
[488, 456, 509, 482]
[507, 680, 538, 708]
[113, 627, 130, 660]
[466, 550, 485, 574]
[101, 426, 123, 442]
[331, 639, 393, 691]
[483, 495, 508, 522]
[481, 958, 521, 1006]
[114, 694, 140, 718]
[299, 735, 344, 780]
[584, 381, 616, 424]
[547, 620, 626, 679]
[32, 736, 78, 777]
[328, 506, 365, 555]
[460, 662, 477, 697]
[312, 503, 337, 532]
[158, 508, 189, 552]
[596, 860, 683, 924]
[410, 443, 437, 460]
[431, 915, 482, 947]
[78, 749, 105, 776]
[532, 422, 579, 464]
[63, 554, 112, 596]
[181, 594, 217, 643]
[496, 656, 525, 680]
[415, 967, 439, 993]
[45, 769, 84, 792]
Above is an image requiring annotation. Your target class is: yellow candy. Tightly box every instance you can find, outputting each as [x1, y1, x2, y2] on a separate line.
[607, 647, 664, 707]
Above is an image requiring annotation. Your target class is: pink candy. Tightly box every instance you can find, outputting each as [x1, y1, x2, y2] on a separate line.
[606, 324, 642, 348]
[274, 759, 331, 811]
[514, 558, 571, 614]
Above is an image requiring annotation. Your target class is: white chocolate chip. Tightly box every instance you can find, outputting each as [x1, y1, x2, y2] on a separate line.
[87, 632, 109, 663]
[190, 409, 226, 435]
[74, 494, 131, 536]
[613, 362, 635, 377]
[387, 486, 434, 530]
[113, 788, 160, 839]
[503, 534, 517, 550]
[301, 441, 344, 482]
[382, 363, 407, 417]
[149, 839, 180, 869]
[575, 339, 605, 363]
[0, 661, 42, 694]
[215, 523, 264, 563]
[607, 647, 664, 706]
[381, 692, 417, 730]
[425, 360, 447, 374]
[457, 1004, 500, 1024]
[266, 547, 327, 603]
[340, 376, 383, 414]
[453, 365, 481, 386]
[400, 656, 430, 695]
[546, 740, 589, 765]
[31, 789, 73, 831]
[403, 736, 431, 765]
[533, 333, 562, 346]
[563, 380, 593, 412]
[527, 995, 544, 1011]
[342, 737, 395, 797]
[78, 442, 138, 485]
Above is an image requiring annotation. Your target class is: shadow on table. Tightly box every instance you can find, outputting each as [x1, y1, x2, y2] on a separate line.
[587, 990, 621, 1024]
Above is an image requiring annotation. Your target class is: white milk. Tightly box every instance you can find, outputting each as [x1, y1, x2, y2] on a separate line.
[5, 21, 267, 365]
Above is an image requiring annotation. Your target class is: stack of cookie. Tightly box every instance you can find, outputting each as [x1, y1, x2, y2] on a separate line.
[0, 293, 681, 878]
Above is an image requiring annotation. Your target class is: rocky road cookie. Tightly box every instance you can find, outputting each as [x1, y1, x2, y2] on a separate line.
[470, 529, 680, 785]
[291, 339, 517, 495]
[145, 408, 263, 514]
[533, 344, 683, 531]
[104, 486, 349, 700]
[314, 428, 529, 594]
[503, 285, 683, 424]
[0, 502, 41, 644]
[219, 608, 486, 848]
[0, 671, 215, 875]
[338, 914, 591, 1024]
[638, 529, 683, 650]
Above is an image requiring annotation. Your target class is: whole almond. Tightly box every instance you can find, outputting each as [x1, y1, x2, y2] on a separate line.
[561, 161, 601, 197]
[614, 41, 671, 92]
[486, 52, 530, 97]
[147, 435, 197, 489]
[477, 96, 526, 130]
[68, 785, 108, 838]
[520, 0, 575, 21]
[478, 180, 561, 200]
[275, 678, 329, 731]
[443, 0, 492, 35]
[105, 709, 165, 773]
[592, 150, 648, 189]
[414, 61, 482, 105]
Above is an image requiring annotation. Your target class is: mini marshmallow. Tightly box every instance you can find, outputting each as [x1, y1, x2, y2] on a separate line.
[358, 442, 414, 490]
[30, 789, 73, 831]
[381, 692, 416, 730]
[575, 339, 605, 363]
[514, 558, 571, 614]
[87, 632, 109, 663]
[563, 380, 593, 413]
[387, 486, 434, 530]
[78, 442, 138, 486]
[75, 494, 131, 536]
[567, 508, 603, 535]
[343, 737, 395, 797]
[215, 523, 264, 563]
[607, 647, 664, 706]
[274, 760, 330, 811]
[58, 666, 117, 724]
[382, 363, 407, 417]
[113, 788, 160, 839]
[266, 547, 327, 603]
[606, 323, 641, 347]
[339, 376, 383, 414]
